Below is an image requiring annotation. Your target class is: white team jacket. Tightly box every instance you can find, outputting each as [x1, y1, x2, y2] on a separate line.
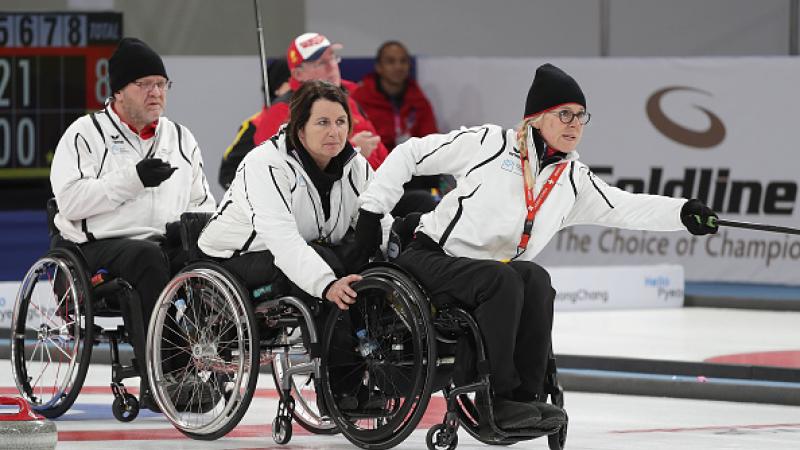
[198, 129, 392, 299]
[50, 105, 216, 243]
[360, 124, 687, 261]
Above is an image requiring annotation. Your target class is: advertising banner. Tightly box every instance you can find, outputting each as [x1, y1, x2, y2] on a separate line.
[419, 57, 800, 285]
[550, 264, 684, 311]
[0, 264, 682, 328]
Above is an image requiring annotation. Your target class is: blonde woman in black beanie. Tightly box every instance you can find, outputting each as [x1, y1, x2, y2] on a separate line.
[50, 37, 216, 412]
[355, 63, 718, 432]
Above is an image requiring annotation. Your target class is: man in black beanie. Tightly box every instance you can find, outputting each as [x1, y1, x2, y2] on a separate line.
[354, 63, 718, 436]
[50, 37, 216, 413]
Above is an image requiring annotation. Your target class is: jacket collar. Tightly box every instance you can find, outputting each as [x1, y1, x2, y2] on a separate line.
[108, 102, 159, 140]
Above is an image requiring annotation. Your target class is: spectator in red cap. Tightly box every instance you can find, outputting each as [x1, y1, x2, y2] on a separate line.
[246, 33, 389, 172]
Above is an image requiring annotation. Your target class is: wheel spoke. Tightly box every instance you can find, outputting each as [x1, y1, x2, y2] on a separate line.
[45, 337, 74, 360]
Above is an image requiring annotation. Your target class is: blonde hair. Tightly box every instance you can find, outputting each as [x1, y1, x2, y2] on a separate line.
[515, 115, 543, 188]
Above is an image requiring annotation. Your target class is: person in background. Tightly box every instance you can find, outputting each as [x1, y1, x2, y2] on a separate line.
[49, 37, 216, 411]
[249, 32, 390, 170]
[353, 41, 446, 216]
[219, 58, 291, 189]
[354, 63, 718, 431]
[352, 40, 437, 150]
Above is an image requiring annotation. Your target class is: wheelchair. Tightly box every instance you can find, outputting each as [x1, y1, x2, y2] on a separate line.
[145, 212, 337, 443]
[316, 216, 568, 450]
[10, 199, 149, 421]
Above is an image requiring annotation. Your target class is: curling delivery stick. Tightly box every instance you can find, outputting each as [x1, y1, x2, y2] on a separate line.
[717, 219, 800, 236]
[253, 0, 270, 108]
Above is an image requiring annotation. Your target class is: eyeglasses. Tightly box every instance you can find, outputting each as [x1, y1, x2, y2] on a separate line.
[549, 109, 591, 125]
[302, 54, 342, 70]
[132, 79, 173, 92]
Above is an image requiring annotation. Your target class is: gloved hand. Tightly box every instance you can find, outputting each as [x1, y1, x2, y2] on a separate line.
[354, 208, 383, 258]
[680, 199, 719, 235]
[164, 220, 182, 248]
[136, 158, 177, 188]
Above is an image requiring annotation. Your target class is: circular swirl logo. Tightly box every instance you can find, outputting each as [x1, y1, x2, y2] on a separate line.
[646, 86, 725, 149]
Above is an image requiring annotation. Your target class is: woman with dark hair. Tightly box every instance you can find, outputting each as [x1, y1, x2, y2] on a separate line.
[199, 80, 390, 309]
[356, 64, 718, 430]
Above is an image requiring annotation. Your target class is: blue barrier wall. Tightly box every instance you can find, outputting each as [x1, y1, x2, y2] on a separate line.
[0, 210, 48, 281]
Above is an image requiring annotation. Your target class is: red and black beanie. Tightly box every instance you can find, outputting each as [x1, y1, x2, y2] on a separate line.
[524, 63, 586, 119]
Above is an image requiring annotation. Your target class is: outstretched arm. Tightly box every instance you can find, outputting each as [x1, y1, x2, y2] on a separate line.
[359, 125, 496, 215]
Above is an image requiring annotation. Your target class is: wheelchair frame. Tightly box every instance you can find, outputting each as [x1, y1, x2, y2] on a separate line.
[144, 212, 337, 443]
[11, 238, 149, 422]
[318, 262, 568, 450]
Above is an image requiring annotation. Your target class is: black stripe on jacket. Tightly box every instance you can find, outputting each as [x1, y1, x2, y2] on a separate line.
[588, 171, 614, 208]
[174, 122, 190, 165]
[466, 130, 507, 177]
[569, 161, 577, 197]
[269, 165, 291, 213]
[89, 113, 111, 176]
[73, 133, 89, 179]
[416, 127, 486, 166]
[438, 184, 481, 248]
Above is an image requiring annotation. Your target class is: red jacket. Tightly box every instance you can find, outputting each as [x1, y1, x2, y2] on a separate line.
[352, 73, 438, 150]
[253, 79, 389, 169]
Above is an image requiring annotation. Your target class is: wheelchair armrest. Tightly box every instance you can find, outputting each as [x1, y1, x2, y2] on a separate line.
[179, 212, 213, 261]
[46, 198, 69, 250]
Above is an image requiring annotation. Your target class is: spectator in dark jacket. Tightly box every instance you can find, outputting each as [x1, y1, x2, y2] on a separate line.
[219, 59, 292, 189]
[353, 41, 445, 216]
[352, 41, 438, 149]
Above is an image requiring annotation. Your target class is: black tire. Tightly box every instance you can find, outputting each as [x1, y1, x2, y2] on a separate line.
[272, 416, 293, 445]
[11, 249, 94, 419]
[426, 424, 458, 450]
[112, 393, 140, 422]
[146, 262, 260, 440]
[548, 411, 568, 450]
[321, 264, 436, 449]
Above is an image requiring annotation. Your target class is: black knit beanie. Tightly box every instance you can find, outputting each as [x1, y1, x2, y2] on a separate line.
[267, 58, 291, 101]
[109, 37, 168, 93]
[524, 63, 585, 118]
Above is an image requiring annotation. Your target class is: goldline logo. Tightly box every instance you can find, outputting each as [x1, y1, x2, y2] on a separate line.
[646, 86, 725, 149]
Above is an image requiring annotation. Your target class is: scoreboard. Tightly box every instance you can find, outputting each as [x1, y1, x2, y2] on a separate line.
[0, 12, 122, 209]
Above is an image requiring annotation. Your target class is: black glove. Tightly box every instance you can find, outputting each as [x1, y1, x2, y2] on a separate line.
[136, 158, 177, 188]
[354, 208, 383, 258]
[680, 199, 719, 235]
[164, 220, 182, 248]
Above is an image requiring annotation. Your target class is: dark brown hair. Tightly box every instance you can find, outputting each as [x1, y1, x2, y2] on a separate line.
[287, 80, 352, 150]
[375, 40, 409, 62]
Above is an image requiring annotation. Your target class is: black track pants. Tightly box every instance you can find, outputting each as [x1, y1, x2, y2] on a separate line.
[395, 238, 555, 398]
[80, 238, 179, 378]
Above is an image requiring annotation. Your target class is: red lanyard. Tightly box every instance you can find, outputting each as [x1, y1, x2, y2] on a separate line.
[517, 159, 567, 255]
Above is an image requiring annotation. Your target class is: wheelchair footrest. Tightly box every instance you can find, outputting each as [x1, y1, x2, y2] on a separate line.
[480, 417, 566, 441]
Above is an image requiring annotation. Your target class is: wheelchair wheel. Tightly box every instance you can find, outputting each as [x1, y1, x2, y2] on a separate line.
[270, 327, 337, 435]
[146, 262, 259, 440]
[11, 250, 94, 419]
[321, 265, 436, 449]
[426, 423, 458, 450]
